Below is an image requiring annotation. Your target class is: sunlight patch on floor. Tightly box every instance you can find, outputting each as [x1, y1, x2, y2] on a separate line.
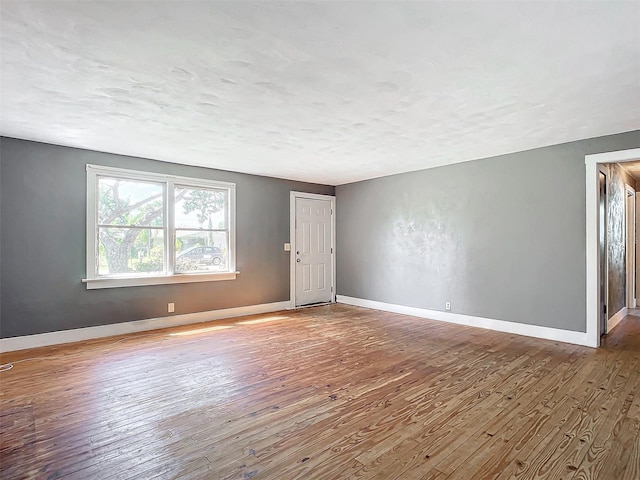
[236, 315, 290, 325]
[169, 325, 235, 336]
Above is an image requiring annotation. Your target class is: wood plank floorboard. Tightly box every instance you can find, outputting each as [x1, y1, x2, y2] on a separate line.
[1, 304, 639, 479]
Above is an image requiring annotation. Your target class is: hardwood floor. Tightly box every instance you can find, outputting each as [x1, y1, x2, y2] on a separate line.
[1, 304, 639, 479]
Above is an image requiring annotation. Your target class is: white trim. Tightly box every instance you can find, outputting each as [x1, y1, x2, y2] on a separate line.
[0, 301, 290, 353]
[585, 149, 640, 164]
[289, 191, 336, 308]
[337, 295, 591, 347]
[625, 183, 636, 309]
[607, 306, 627, 334]
[86, 164, 236, 189]
[290, 191, 337, 202]
[82, 271, 239, 289]
[598, 167, 609, 339]
[289, 193, 296, 309]
[228, 184, 237, 274]
[86, 166, 97, 279]
[585, 148, 640, 348]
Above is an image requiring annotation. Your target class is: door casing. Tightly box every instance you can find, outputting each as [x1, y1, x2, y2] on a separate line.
[585, 148, 640, 347]
[598, 169, 608, 336]
[625, 184, 636, 309]
[289, 191, 336, 308]
[636, 193, 640, 302]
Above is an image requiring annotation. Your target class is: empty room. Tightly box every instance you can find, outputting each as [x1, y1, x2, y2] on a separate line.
[1, 1, 640, 479]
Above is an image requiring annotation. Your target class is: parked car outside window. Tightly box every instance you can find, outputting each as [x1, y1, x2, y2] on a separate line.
[177, 246, 223, 266]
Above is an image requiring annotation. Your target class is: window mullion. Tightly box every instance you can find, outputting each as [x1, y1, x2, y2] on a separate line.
[167, 179, 175, 275]
[96, 225, 165, 229]
[174, 228, 228, 233]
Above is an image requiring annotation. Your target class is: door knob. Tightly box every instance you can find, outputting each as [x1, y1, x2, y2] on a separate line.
[296, 258, 301, 263]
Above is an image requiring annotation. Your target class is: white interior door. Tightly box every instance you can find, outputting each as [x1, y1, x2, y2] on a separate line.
[294, 196, 333, 306]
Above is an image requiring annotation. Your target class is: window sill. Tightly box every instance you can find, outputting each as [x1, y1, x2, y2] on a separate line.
[82, 272, 239, 290]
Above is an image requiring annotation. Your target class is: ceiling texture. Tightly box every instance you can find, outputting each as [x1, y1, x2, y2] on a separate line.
[1, 1, 639, 185]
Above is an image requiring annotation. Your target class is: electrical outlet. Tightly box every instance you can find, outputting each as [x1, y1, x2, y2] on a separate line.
[284, 243, 291, 251]
[445, 301, 451, 311]
[168, 302, 175, 313]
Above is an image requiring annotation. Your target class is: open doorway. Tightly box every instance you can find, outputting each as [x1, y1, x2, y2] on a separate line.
[586, 149, 640, 347]
[598, 163, 637, 335]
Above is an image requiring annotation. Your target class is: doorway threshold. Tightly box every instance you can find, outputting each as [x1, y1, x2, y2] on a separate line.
[295, 301, 334, 309]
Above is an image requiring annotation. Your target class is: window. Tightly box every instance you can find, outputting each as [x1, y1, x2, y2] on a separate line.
[84, 165, 236, 289]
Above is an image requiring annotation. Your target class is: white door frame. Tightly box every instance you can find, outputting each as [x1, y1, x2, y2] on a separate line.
[597, 166, 608, 336]
[625, 183, 636, 309]
[289, 191, 336, 309]
[585, 148, 640, 347]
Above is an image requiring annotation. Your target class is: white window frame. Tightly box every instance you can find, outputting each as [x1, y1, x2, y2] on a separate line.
[83, 164, 237, 289]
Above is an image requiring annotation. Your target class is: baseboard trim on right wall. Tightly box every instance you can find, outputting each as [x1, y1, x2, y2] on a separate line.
[336, 295, 592, 347]
[607, 307, 627, 334]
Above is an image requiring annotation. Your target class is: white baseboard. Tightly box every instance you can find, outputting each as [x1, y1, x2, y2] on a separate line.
[607, 307, 627, 334]
[0, 301, 291, 353]
[337, 295, 592, 347]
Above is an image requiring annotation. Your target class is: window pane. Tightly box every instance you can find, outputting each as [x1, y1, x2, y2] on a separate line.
[175, 186, 227, 230]
[98, 177, 164, 227]
[98, 227, 165, 276]
[175, 230, 228, 273]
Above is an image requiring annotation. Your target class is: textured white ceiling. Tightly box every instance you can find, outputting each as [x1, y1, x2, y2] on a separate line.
[1, 1, 639, 185]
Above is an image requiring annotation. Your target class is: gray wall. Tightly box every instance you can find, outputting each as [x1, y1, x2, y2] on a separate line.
[336, 130, 640, 333]
[0, 137, 334, 338]
[0, 152, 2, 328]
